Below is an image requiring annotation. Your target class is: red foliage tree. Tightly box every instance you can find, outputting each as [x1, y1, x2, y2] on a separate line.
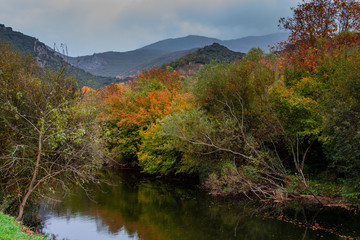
[278, 0, 360, 73]
[136, 67, 182, 92]
[279, 0, 360, 46]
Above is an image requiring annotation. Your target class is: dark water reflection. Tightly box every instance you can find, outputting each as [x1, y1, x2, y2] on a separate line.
[39, 170, 360, 240]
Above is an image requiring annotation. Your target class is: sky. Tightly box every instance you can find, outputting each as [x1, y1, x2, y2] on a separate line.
[0, 0, 298, 57]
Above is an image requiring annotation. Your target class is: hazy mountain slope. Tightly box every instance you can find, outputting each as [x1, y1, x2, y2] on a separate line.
[67, 49, 171, 77]
[224, 33, 289, 52]
[0, 24, 116, 88]
[122, 49, 192, 77]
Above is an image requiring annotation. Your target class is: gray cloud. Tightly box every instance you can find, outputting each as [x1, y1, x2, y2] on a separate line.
[0, 0, 298, 56]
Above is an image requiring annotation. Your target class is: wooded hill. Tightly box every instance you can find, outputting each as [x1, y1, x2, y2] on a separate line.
[167, 43, 245, 69]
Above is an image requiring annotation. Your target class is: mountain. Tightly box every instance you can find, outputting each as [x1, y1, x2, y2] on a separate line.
[162, 43, 245, 77]
[66, 49, 187, 78]
[167, 43, 245, 69]
[66, 48, 196, 78]
[120, 49, 193, 78]
[141, 35, 222, 52]
[68, 33, 288, 78]
[223, 33, 289, 52]
[0, 24, 117, 88]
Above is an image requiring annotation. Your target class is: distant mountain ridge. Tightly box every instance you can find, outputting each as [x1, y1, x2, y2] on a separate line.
[68, 33, 288, 78]
[141, 35, 221, 52]
[141, 33, 288, 52]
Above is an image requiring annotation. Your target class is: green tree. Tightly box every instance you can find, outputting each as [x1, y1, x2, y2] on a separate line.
[319, 46, 360, 200]
[0, 43, 106, 220]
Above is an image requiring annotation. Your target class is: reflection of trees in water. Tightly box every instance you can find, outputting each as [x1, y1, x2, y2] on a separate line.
[42, 171, 357, 240]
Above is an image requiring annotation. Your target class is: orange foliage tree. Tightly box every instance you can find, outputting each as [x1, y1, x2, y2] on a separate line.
[100, 67, 189, 166]
[135, 66, 182, 92]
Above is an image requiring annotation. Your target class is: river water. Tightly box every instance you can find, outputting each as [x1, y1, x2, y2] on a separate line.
[38, 170, 360, 240]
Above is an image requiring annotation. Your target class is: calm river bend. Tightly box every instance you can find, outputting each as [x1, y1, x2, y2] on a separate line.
[38, 170, 360, 240]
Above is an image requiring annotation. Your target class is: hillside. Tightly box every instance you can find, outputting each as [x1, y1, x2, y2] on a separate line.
[121, 49, 193, 77]
[67, 33, 288, 78]
[167, 43, 245, 69]
[67, 49, 188, 78]
[0, 24, 117, 88]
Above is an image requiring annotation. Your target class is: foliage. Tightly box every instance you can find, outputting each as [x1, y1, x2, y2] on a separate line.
[279, 0, 360, 46]
[155, 50, 292, 196]
[317, 46, 360, 201]
[269, 80, 322, 138]
[101, 67, 189, 168]
[135, 66, 182, 92]
[137, 123, 183, 175]
[0, 43, 106, 220]
[278, 0, 360, 74]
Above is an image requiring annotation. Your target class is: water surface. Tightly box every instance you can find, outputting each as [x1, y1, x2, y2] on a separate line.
[39, 170, 360, 240]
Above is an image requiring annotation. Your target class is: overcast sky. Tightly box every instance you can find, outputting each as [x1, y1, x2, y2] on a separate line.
[0, 0, 298, 57]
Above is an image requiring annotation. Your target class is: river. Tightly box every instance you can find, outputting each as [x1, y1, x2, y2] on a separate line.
[38, 170, 360, 240]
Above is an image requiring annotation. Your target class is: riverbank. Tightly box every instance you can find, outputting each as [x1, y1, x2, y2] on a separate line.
[0, 211, 49, 240]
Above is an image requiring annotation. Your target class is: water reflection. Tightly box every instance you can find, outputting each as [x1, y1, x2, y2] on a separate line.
[43, 214, 138, 240]
[40, 170, 359, 240]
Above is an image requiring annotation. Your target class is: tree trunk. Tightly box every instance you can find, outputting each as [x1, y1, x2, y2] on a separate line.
[16, 124, 43, 221]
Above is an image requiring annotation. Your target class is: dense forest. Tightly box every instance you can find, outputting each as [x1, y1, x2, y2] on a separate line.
[1, 0, 360, 224]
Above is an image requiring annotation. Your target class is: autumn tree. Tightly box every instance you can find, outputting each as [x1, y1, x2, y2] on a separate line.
[279, 0, 360, 45]
[279, 0, 337, 46]
[278, 0, 360, 73]
[100, 67, 184, 167]
[0, 43, 106, 220]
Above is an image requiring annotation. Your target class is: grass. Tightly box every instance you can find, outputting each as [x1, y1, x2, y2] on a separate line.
[0, 211, 49, 240]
